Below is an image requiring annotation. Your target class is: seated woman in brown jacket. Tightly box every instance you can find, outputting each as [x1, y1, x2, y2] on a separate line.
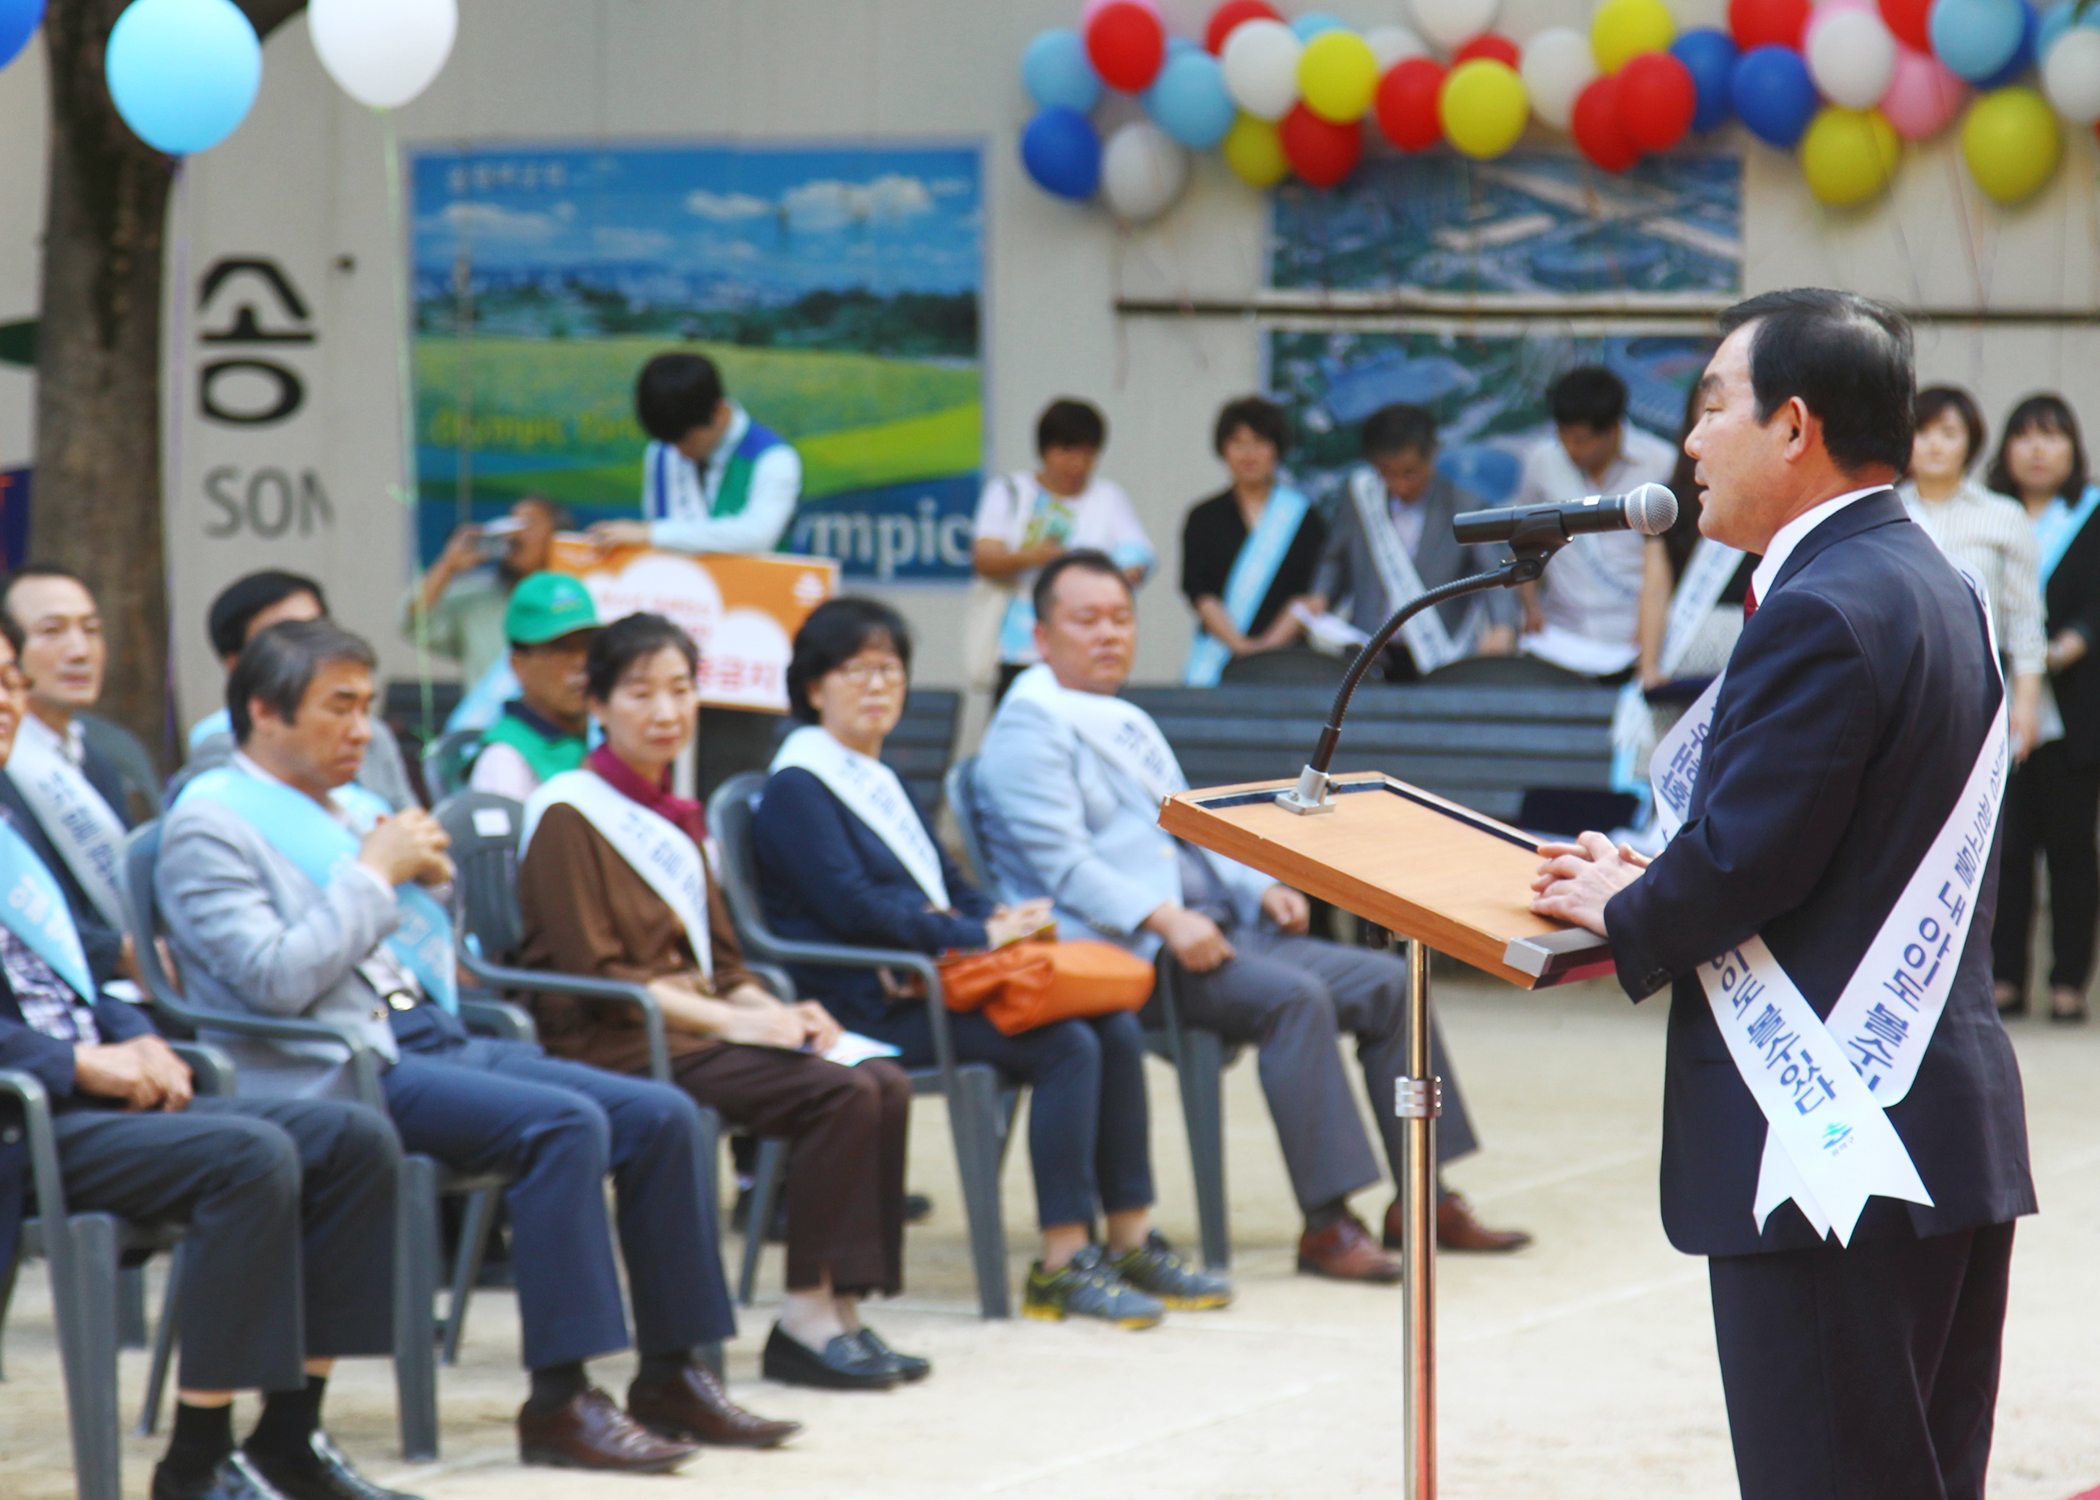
[516, 611, 923, 1393]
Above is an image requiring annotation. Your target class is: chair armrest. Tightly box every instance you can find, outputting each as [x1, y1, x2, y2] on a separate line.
[168, 1042, 238, 1098]
[732, 935, 969, 1078]
[458, 950, 671, 1084]
[745, 963, 795, 1002]
[0, 1068, 69, 1228]
[458, 998, 537, 1044]
[147, 1002, 385, 1112]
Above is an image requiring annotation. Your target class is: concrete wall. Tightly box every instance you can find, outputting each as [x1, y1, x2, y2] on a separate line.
[0, 0, 2094, 725]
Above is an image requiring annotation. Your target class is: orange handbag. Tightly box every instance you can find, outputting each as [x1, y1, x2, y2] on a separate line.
[939, 939, 1156, 1036]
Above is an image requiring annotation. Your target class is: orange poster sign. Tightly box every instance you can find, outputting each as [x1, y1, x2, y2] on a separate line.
[549, 539, 837, 712]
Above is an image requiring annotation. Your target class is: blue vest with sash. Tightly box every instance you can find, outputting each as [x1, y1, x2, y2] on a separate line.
[175, 767, 458, 1012]
[0, 816, 95, 1001]
[1183, 487, 1312, 687]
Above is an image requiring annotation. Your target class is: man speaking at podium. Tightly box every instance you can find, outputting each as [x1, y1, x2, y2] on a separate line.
[1532, 289, 2034, 1500]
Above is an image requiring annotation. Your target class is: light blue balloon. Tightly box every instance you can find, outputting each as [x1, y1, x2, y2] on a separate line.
[105, 0, 260, 155]
[1166, 35, 1201, 58]
[1143, 51, 1237, 149]
[1023, 28, 1103, 113]
[1292, 12, 1348, 41]
[1929, 0, 2027, 82]
[2037, 0, 2100, 56]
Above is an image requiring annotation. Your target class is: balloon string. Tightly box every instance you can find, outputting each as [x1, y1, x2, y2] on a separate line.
[384, 109, 438, 749]
[164, 156, 192, 763]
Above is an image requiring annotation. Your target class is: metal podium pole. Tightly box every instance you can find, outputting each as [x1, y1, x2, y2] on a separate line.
[1399, 937, 1440, 1499]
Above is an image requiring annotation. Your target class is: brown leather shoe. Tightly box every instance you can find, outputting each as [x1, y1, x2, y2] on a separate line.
[1296, 1213, 1405, 1283]
[627, 1363, 802, 1449]
[1408, 1194, 1533, 1253]
[517, 1387, 699, 1472]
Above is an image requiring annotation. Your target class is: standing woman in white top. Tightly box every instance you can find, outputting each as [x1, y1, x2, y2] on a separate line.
[1896, 385, 2045, 759]
[1985, 395, 2100, 1022]
[970, 399, 1155, 701]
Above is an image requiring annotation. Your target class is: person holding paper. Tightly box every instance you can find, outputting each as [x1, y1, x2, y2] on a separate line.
[1533, 290, 2034, 1500]
[158, 619, 793, 1470]
[1178, 396, 1325, 685]
[401, 495, 566, 691]
[1303, 403, 1518, 682]
[515, 612, 926, 1392]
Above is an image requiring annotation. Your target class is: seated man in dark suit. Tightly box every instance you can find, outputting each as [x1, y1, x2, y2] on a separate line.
[0, 615, 410, 1500]
[157, 620, 797, 1472]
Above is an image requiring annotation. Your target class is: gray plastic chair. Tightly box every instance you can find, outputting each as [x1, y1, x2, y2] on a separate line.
[420, 728, 484, 803]
[123, 821, 521, 1461]
[0, 1041, 233, 1500]
[945, 756, 1238, 1271]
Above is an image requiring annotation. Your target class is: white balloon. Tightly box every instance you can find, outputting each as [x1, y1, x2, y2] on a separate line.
[2043, 27, 2100, 124]
[309, 0, 459, 109]
[1365, 24, 1431, 70]
[1221, 17, 1304, 120]
[1100, 122, 1190, 223]
[1519, 26, 1597, 130]
[1410, 0, 1500, 53]
[1804, 6, 1897, 110]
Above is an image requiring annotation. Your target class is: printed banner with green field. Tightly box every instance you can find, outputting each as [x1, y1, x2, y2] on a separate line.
[411, 144, 982, 582]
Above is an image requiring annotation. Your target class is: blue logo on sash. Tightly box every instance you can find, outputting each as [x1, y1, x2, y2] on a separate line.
[0, 817, 94, 1001]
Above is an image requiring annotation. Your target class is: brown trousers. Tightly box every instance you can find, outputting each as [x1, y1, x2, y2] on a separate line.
[668, 1046, 911, 1297]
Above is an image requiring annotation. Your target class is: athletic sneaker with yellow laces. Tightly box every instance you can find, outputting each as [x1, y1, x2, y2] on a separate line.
[1022, 1245, 1164, 1329]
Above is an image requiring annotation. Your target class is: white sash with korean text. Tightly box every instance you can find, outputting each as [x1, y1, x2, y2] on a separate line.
[1350, 468, 1467, 676]
[523, 769, 712, 978]
[769, 725, 949, 910]
[6, 714, 130, 932]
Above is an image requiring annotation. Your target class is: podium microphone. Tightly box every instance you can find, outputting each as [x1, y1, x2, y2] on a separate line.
[1276, 480, 1679, 816]
[1451, 482, 1679, 545]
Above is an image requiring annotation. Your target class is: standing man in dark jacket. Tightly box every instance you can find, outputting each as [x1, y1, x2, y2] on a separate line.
[1533, 289, 2034, 1500]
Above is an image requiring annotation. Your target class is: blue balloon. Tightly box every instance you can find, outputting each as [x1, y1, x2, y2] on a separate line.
[1730, 45, 1819, 148]
[1021, 107, 1102, 201]
[1144, 50, 1236, 149]
[1291, 12, 1348, 41]
[105, 0, 260, 156]
[1670, 28, 1739, 133]
[2036, 1, 2099, 56]
[1930, 0, 2026, 82]
[1974, 0, 2038, 86]
[1023, 29, 1103, 113]
[1166, 35, 1201, 58]
[0, 0, 44, 73]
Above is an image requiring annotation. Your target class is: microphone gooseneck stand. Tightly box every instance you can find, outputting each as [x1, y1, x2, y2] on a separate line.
[1271, 511, 1572, 1500]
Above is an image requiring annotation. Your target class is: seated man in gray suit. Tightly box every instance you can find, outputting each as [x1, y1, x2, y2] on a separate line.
[1306, 402, 1517, 683]
[158, 620, 798, 1474]
[975, 552, 1531, 1279]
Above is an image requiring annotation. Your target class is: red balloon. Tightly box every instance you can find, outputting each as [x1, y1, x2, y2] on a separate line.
[1374, 57, 1448, 152]
[1877, 0, 1933, 53]
[1204, 0, 1284, 54]
[1727, 0, 1809, 50]
[1086, 2, 1167, 93]
[1615, 51, 1697, 152]
[1280, 103, 1363, 187]
[1452, 34, 1521, 68]
[1572, 76, 1642, 172]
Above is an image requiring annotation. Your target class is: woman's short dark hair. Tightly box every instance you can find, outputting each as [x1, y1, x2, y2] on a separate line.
[785, 597, 914, 723]
[1032, 548, 1132, 624]
[635, 354, 725, 445]
[1913, 386, 1986, 471]
[1549, 367, 1628, 431]
[208, 570, 328, 660]
[1361, 403, 1438, 459]
[584, 613, 699, 703]
[1716, 288, 1915, 474]
[1986, 395, 2089, 504]
[227, 619, 375, 744]
[1212, 395, 1290, 459]
[1037, 399, 1107, 455]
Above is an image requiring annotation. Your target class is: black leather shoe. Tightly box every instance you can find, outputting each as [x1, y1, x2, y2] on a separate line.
[855, 1327, 931, 1383]
[762, 1323, 899, 1391]
[243, 1433, 421, 1500]
[152, 1452, 292, 1500]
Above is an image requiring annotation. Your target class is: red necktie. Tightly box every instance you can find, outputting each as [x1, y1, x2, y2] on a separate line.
[1743, 582, 1758, 620]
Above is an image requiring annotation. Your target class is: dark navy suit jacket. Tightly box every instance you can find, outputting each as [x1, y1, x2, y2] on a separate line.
[1605, 492, 2036, 1257]
[752, 767, 995, 1032]
[0, 739, 135, 987]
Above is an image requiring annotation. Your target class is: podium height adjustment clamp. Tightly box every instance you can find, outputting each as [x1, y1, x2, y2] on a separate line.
[1396, 1076, 1442, 1120]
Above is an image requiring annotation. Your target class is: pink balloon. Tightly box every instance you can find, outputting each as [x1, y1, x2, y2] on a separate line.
[1879, 43, 1969, 139]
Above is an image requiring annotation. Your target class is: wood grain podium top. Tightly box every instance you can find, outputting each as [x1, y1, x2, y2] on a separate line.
[1159, 773, 1616, 990]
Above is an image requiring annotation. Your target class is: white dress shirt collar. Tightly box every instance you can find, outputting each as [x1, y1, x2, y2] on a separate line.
[1750, 485, 1890, 604]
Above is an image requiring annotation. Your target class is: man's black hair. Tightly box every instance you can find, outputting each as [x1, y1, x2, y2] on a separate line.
[1716, 288, 1915, 474]
[208, 571, 328, 661]
[1031, 548, 1132, 624]
[584, 613, 699, 703]
[1548, 367, 1628, 432]
[786, 597, 914, 724]
[635, 353, 726, 445]
[1212, 395, 1291, 459]
[1361, 403, 1439, 460]
[0, 563, 93, 630]
[228, 619, 375, 744]
[1037, 399, 1107, 455]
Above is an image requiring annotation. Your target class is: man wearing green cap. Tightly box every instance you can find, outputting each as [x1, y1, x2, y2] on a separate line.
[468, 573, 601, 800]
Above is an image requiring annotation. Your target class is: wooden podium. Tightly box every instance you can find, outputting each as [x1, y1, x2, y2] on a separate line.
[1160, 771, 1614, 1500]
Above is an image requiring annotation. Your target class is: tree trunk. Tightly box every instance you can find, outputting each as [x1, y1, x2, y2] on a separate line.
[33, 0, 305, 767]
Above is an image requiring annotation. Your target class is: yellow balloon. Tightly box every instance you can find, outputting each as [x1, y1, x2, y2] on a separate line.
[1223, 112, 1289, 187]
[1798, 107, 1900, 207]
[1961, 87, 2062, 205]
[1439, 59, 1530, 160]
[1591, 0, 1675, 73]
[1298, 30, 1379, 124]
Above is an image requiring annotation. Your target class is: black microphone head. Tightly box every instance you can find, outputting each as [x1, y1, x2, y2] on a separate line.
[1624, 482, 1678, 537]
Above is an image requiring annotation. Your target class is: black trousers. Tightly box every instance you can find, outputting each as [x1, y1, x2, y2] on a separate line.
[1992, 738, 2100, 993]
[1708, 1221, 2016, 1500]
[50, 1096, 398, 1393]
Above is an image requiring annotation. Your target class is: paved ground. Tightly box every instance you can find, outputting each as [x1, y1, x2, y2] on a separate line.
[4, 967, 2096, 1499]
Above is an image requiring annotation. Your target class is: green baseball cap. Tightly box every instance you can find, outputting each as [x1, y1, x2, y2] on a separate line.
[505, 572, 601, 646]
